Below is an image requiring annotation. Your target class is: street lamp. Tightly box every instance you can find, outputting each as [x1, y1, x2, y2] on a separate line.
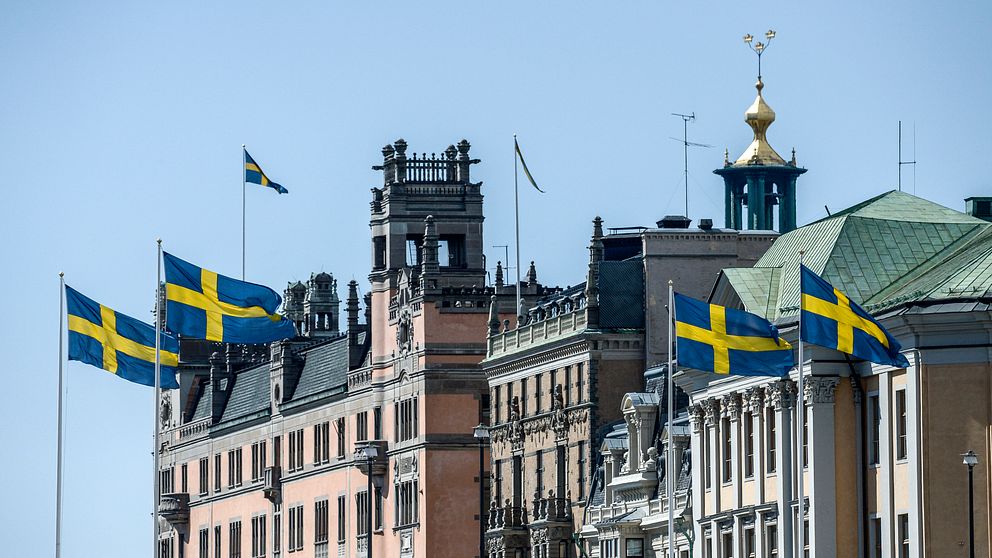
[360, 445, 379, 558]
[963, 450, 978, 558]
[474, 424, 491, 558]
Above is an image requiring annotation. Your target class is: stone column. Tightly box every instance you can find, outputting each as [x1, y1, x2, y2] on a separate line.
[766, 380, 795, 556]
[689, 404, 706, 554]
[805, 376, 840, 557]
[722, 393, 743, 557]
[704, 399, 721, 514]
[745, 387, 766, 504]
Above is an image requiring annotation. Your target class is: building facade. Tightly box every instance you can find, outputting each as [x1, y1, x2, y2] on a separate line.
[157, 139, 537, 558]
[678, 191, 992, 557]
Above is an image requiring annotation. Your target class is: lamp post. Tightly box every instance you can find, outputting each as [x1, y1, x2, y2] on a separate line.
[963, 450, 978, 558]
[360, 445, 379, 558]
[474, 424, 491, 558]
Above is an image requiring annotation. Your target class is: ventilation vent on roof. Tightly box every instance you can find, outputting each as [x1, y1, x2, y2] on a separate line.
[657, 215, 692, 229]
[699, 218, 713, 230]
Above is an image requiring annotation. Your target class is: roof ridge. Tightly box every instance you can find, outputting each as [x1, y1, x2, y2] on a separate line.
[808, 190, 894, 225]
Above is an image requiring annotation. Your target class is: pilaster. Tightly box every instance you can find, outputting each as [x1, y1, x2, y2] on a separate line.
[804, 376, 840, 557]
[765, 380, 795, 556]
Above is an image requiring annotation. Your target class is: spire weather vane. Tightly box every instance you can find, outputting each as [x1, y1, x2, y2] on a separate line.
[743, 29, 776, 80]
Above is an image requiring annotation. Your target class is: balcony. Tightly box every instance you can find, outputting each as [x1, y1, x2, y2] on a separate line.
[263, 466, 282, 502]
[353, 440, 389, 476]
[487, 500, 527, 531]
[531, 492, 571, 523]
[158, 492, 190, 527]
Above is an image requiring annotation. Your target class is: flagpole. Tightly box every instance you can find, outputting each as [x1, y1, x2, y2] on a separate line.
[666, 281, 675, 558]
[797, 251, 806, 558]
[56, 272, 65, 558]
[513, 134, 521, 322]
[154, 239, 163, 558]
[242, 145, 247, 281]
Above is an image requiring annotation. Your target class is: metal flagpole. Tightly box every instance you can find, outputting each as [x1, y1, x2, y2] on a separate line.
[56, 272, 65, 558]
[667, 281, 675, 558]
[242, 145, 247, 281]
[513, 134, 521, 322]
[154, 239, 163, 558]
[797, 251, 806, 558]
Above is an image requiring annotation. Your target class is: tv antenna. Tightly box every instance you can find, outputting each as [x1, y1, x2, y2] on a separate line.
[898, 120, 917, 193]
[670, 112, 713, 217]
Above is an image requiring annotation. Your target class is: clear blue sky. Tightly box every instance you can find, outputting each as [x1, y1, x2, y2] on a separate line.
[1, 1, 989, 555]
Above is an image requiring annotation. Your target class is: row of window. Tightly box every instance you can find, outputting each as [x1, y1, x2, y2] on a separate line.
[492, 442, 588, 505]
[493, 363, 585, 424]
[184, 488, 413, 558]
[702, 405, 808, 489]
[867, 389, 909, 465]
[174, 400, 420, 497]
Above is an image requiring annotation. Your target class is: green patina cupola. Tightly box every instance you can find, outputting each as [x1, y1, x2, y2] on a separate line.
[714, 77, 806, 233]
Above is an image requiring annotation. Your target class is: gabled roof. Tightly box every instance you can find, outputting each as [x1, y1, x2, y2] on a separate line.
[718, 191, 991, 319]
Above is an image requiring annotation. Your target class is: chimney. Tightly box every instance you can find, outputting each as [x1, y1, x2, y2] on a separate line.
[347, 280, 363, 369]
[698, 218, 714, 231]
[209, 351, 230, 423]
[269, 340, 303, 410]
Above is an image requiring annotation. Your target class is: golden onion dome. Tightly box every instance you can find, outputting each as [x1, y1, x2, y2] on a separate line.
[734, 78, 786, 166]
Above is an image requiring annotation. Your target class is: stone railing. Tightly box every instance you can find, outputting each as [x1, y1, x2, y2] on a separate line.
[488, 309, 587, 358]
[531, 493, 571, 523]
[173, 418, 210, 444]
[487, 501, 527, 531]
[348, 368, 371, 390]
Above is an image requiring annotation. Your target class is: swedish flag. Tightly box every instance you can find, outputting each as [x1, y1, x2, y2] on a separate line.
[800, 265, 910, 368]
[675, 293, 794, 376]
[244, 148, 288, 194]
[66, 286, 180, 388]
[164, 252, 296, 344]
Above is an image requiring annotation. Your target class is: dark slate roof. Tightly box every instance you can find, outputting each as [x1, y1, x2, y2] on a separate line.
[191, 380, 212, 421]
[281, 334, 354, 411]
[598, 260, 645, 329]
[218, 363, 270, 426]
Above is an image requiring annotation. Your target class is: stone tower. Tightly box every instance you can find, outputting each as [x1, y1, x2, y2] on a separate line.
[713, 77, 806, 233]
[303, 271, 339, 336]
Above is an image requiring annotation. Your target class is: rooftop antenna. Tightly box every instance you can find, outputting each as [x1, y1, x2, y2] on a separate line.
[743, 29, 776, 80]
[670, 113, 713, 217]
[898, 120, 917, 192]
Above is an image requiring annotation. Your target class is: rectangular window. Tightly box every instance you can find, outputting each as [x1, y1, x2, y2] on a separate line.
[577, 363, 584, 402]
[313, 423, 330, 465]
[744, 527, 755, 558]
[289, 431, 298, 471]
[767, 524, 778, 557]
[337, 496, 347, 543]
[521, 379, 528, 416]
[577, 441, 587, 500]
[228, 451, 236, 488]
[704, 535, 712, 558]
[357, 412, 368, 442]
[802, 404, 809, 468]
[357, 491, 369, 536]
[869, 394, 881, 466]
[214, 525, 221, 558]
[273, 435, 282, 470]
[564, 366, 572, 406]
[181, 463, 188, 493]
[766, 407, 777, 473]
[704, 426, 712, 489]
[199, 457, 210, 496]
[314, 499, 329, 544]
[625, 538, 644, 558]
[251, 515, 266, 558]
[871, 517, 882, 558]
[744, 412, 754, 478]
[803, 519, 809, 558]
[721, 532, 733, 558]
[494, 386, 502, 424]
[373, 407, 382, 440]
[375, 488, 383, 531]
[228, 449, 243, 487]
[161, 467, 175, 494]
[252, 441, 267, 482]
[536, 451, 545, 495]
[229, 521, 242, 558]
[535, 374, 543, 413]
[287, 429, 303, 470]
[200, 528, 209, 558]
[336, 418, 345, 457]
[395, 480, 419, 527]
[722, 418, 732, 483]
[899, 513, 909, 558]
[273, 510, 281, 555]
[397, 397, 419, 442]
[494, 459, 503, 504]
[896, 390, 907, 460]
[287, 505, 303, 552]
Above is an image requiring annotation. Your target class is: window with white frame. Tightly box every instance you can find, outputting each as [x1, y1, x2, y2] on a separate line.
[896, 390, 907, 460]
[766, 406, 777, 473]
[868, 394, 881, 466]
[898, 513, 909, 558]
[744, 412, 754, 478]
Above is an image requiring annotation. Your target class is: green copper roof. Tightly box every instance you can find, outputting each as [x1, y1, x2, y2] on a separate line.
[721, 191, 991, 319]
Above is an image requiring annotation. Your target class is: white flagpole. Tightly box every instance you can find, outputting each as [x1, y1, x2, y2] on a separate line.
[154, 239, 163, 558]
[797, 251, 806, 558]
[242, 145, 247, 281]
[667, 281, 675, 558]
[56, 272, 65, 558]
[513, 134, 521, 322]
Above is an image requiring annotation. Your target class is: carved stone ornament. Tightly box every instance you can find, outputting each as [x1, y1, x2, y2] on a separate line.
[160, 396, 172, 430]
[530, 526, 549, 545]
[702, 399, 720, 426]
[721, 394, 742, 419]
[744, 387, 764, 412]
[689, 404, 705, 433]
[804, 376, 840, 404]
[764, 380, 796, 410]
[396, 309, 414, 354]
